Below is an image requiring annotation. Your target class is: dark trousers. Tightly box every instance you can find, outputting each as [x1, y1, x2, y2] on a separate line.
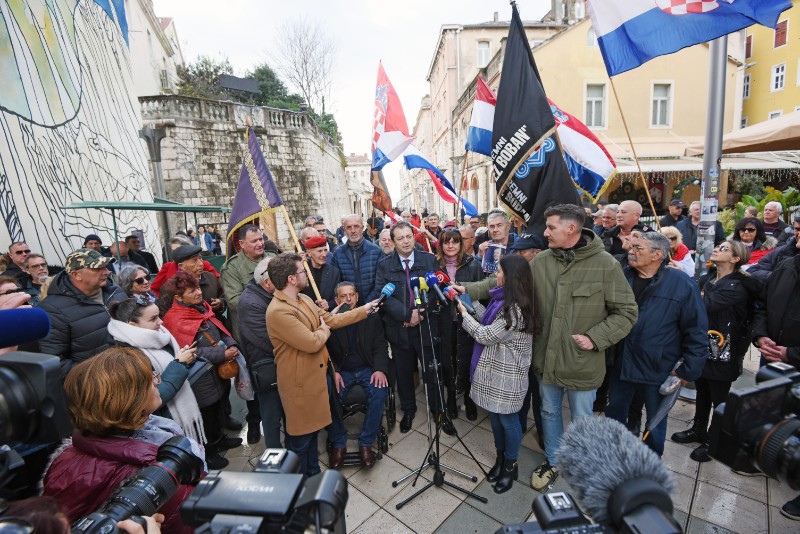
[285, 431, 320, 477]
[257, 388, 284, 448]
[606, 372, 668, 457]
[246, 395, 261, 427]
[518, 366, 543, 432]
[694, 377, 732, 432]
[391, 327, 443, 416]
[199, 399, 224, 451]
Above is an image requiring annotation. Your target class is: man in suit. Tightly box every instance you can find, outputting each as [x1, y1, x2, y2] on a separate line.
[375, 221, 454, 435]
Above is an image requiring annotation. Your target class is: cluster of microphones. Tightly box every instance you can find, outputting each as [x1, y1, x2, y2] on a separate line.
[371, 271, 475, 315]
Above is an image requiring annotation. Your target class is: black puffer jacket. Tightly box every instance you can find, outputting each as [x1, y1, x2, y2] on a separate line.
[752, 255, 800, 369]
[38, 272, 127, 379]
[749, 237, 799, 280]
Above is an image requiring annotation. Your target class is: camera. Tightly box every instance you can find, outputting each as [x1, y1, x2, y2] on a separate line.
[708, 362, 800, 489]
[181, 448, 348, 533]
[0, 352, 71, 499]
[72, 436, 205, 533]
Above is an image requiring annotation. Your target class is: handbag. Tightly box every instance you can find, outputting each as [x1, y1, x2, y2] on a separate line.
[200, 328, 240, 379]
[186, 357, 213, 385]
[250, 358, 278, 391]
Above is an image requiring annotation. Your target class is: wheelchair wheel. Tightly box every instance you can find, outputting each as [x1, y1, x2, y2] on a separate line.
[378, 429, 389, 454]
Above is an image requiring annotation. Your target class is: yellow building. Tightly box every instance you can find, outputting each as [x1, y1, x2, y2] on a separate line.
[741, 0, 800, 126]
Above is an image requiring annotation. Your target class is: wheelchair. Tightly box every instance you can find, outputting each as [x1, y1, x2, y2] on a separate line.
[326, 379, 396, 466]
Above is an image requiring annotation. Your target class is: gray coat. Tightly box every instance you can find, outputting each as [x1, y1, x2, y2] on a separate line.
[461, 302, 532, 414]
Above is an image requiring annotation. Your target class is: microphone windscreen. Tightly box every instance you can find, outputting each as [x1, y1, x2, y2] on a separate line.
[556, 417, 675, 523]
[0, 308, 51, 348]
[409, 276, 421, 289]
[435, 271, 451, 284]
[381, 283, 396, 297]
[424, 273, 439, 286]
[419, 279, 429, 291]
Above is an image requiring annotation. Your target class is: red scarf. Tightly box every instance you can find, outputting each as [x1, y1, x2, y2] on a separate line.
[673, 243, 689, 261]
[162, 300, 231, 348]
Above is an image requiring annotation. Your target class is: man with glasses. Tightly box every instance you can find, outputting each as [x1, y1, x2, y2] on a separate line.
[21, 254, 49, 306]
[39, 249, 127, 378]
[750, 214, 800, 280]
[2, 242, 32, 287]
[605, 232, 707, 457]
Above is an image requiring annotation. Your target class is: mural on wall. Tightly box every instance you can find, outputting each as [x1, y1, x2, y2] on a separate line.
[0, 0, 159, 262]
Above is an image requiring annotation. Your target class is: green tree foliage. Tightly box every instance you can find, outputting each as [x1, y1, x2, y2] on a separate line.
[176, 56, 234, 100]
[248, 63, 304, 110]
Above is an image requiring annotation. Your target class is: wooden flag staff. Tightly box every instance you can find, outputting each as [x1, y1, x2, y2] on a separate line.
[279, 204, 323, 302]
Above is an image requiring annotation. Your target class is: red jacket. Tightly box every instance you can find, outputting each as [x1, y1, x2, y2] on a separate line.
[43, 431, 196, 533]
[151, 260, 220, 296]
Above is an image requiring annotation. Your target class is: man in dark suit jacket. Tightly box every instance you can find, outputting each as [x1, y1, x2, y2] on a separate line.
[300, 236, 341, 311]
[326, 282, 389, 468]
[375, 221, 453, 435]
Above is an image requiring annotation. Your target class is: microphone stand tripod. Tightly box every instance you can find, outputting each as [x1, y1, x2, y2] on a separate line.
[392, 289, 488, 509]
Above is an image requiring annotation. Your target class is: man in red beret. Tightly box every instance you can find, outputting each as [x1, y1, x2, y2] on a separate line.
[301, 235, 341, 311]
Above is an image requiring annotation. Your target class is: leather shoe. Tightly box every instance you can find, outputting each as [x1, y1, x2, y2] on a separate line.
[671, 427, 706, 444]
[247, 424, 261, 444]
[400, 413, 415, 433]
[329, 447, 346, 469]
[441, 416, 457, 436]
[359, 446, 376, 468]
[225, 417, 243, 431]
[465, 397, 477, 421]
[690, 444, 712, 463]
[217, 436, 243, 451]
[206, 453, 229, 470]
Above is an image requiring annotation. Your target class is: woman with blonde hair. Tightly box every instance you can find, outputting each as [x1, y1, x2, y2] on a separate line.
[660, 226, 695, 277]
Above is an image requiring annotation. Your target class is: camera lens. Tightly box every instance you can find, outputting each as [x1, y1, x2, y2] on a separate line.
[0, 366, 38, 443]
[753, 417, 800, 491]
[99, 436, 204, 521]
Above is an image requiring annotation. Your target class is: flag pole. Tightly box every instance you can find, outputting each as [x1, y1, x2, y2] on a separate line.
[608, 78, 662, 231]
[279, 204, 323, 302]
[454, 151, 469, 221]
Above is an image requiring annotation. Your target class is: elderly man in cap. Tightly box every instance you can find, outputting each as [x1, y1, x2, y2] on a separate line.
[83, 234, 103, 252]
[301, 235, 341, 311]
[659, 199, 686, 228]
[39, 249, 128, 378]
[169, 245, 226, 319]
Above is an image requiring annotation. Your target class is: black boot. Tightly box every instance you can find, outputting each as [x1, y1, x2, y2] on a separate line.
[447, 389, 458, 419]
[487, 450, 505, 482]
[493, 458, 518, 494]
[465, 392, 477, 421]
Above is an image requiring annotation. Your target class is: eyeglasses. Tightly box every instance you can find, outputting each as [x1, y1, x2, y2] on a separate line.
[294, 270, 307, 276]
[133, 276, 148, 285]
[152, 370, 162, 385]
[0, 287, 23, 296]
[740, 228, 757, 233]
[27, 262, 47, 269]
[714, 245, 731, 252]
[630, 245, 651, 252]
[13, 249, 30, 255]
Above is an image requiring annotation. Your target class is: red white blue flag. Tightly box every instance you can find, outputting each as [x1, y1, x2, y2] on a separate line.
[587, 0, 792, 76]
[403, 145, 478, 216]
[465, 77, 496, 156]
[371, 63, 414, 171]
[548, 99, 615, 201]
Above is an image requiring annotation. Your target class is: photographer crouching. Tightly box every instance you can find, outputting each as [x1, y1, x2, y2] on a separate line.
[42, 347, 205, 533]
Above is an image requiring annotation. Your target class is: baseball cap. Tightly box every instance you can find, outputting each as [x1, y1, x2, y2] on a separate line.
[65, 248, 114, 273]
[669, 199, 685, 207]
[509, 234, 546, 252]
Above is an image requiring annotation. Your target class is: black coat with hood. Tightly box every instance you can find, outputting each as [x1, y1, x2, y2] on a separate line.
[38, 271, 128, 378]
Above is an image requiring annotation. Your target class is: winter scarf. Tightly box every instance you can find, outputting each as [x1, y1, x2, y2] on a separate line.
[161, 300, 232, 348]
[107, 320, 206, 446]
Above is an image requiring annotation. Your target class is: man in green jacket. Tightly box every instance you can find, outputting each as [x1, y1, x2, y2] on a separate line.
[458, 204, 637, 491]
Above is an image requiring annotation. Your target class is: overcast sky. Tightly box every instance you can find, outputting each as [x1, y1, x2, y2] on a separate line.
[152, 0, 551, 196]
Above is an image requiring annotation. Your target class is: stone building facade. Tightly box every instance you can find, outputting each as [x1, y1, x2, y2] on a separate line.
[139, 95, 348, 249]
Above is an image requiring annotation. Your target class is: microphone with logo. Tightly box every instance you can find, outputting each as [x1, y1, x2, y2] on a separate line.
[424, 272, 446, 304]
[497, 417, 681, 533]
[443, 287, 476, 316]
[370, 283, 395, 314]
[409, 276, 422, 306]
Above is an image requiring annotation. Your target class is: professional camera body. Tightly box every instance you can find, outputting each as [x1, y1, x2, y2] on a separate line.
[0, 352, 71, 499]
[708, 361, 800, 489]
[182, 448, 348, 533]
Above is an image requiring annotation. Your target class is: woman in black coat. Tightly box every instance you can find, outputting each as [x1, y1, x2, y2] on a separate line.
[671, 239, 761, 461]
[436, 228, 484, 420]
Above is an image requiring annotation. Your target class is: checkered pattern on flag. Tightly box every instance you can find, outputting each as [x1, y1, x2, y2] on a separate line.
[587, 0, 792, 76]
[371, 63, 414, 171]
[226, 126, 284, 257]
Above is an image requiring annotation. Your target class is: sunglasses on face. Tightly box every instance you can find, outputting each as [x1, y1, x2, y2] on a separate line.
[28, 262, 47, 269]
[14, 250, 31, 255]
[740, 228, 757, 233]
[668, 237, 677, 241]
[714, 245, 731, 252]
[133, 276, 148, 285]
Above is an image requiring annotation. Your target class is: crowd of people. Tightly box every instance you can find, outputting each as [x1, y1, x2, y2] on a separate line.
[2, 197, 800, 528]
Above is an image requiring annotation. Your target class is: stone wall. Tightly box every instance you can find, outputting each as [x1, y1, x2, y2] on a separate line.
[139, 95, 348, 249]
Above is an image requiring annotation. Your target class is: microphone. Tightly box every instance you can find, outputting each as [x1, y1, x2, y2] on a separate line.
[556, 417, 679, 531]
[371, 283, 395, 313]
[435, 270, 452, 287]
[0, 308, 51, 348]
[409, 276, 422, 305]
[443, 286, 475, 316]
[418, 277, 429, 296]
[424, 272, 446, 304]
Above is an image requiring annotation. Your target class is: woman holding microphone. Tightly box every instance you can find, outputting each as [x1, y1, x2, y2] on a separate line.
[456, 254, 538, 493]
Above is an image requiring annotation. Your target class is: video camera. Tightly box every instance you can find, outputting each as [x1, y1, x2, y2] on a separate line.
[708, 361, 800, 489]
[182, 448, 348, 533]
[0, 351, 71, 498]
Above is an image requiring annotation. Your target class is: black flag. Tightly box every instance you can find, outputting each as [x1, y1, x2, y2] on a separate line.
[493, 2, 579, 234]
